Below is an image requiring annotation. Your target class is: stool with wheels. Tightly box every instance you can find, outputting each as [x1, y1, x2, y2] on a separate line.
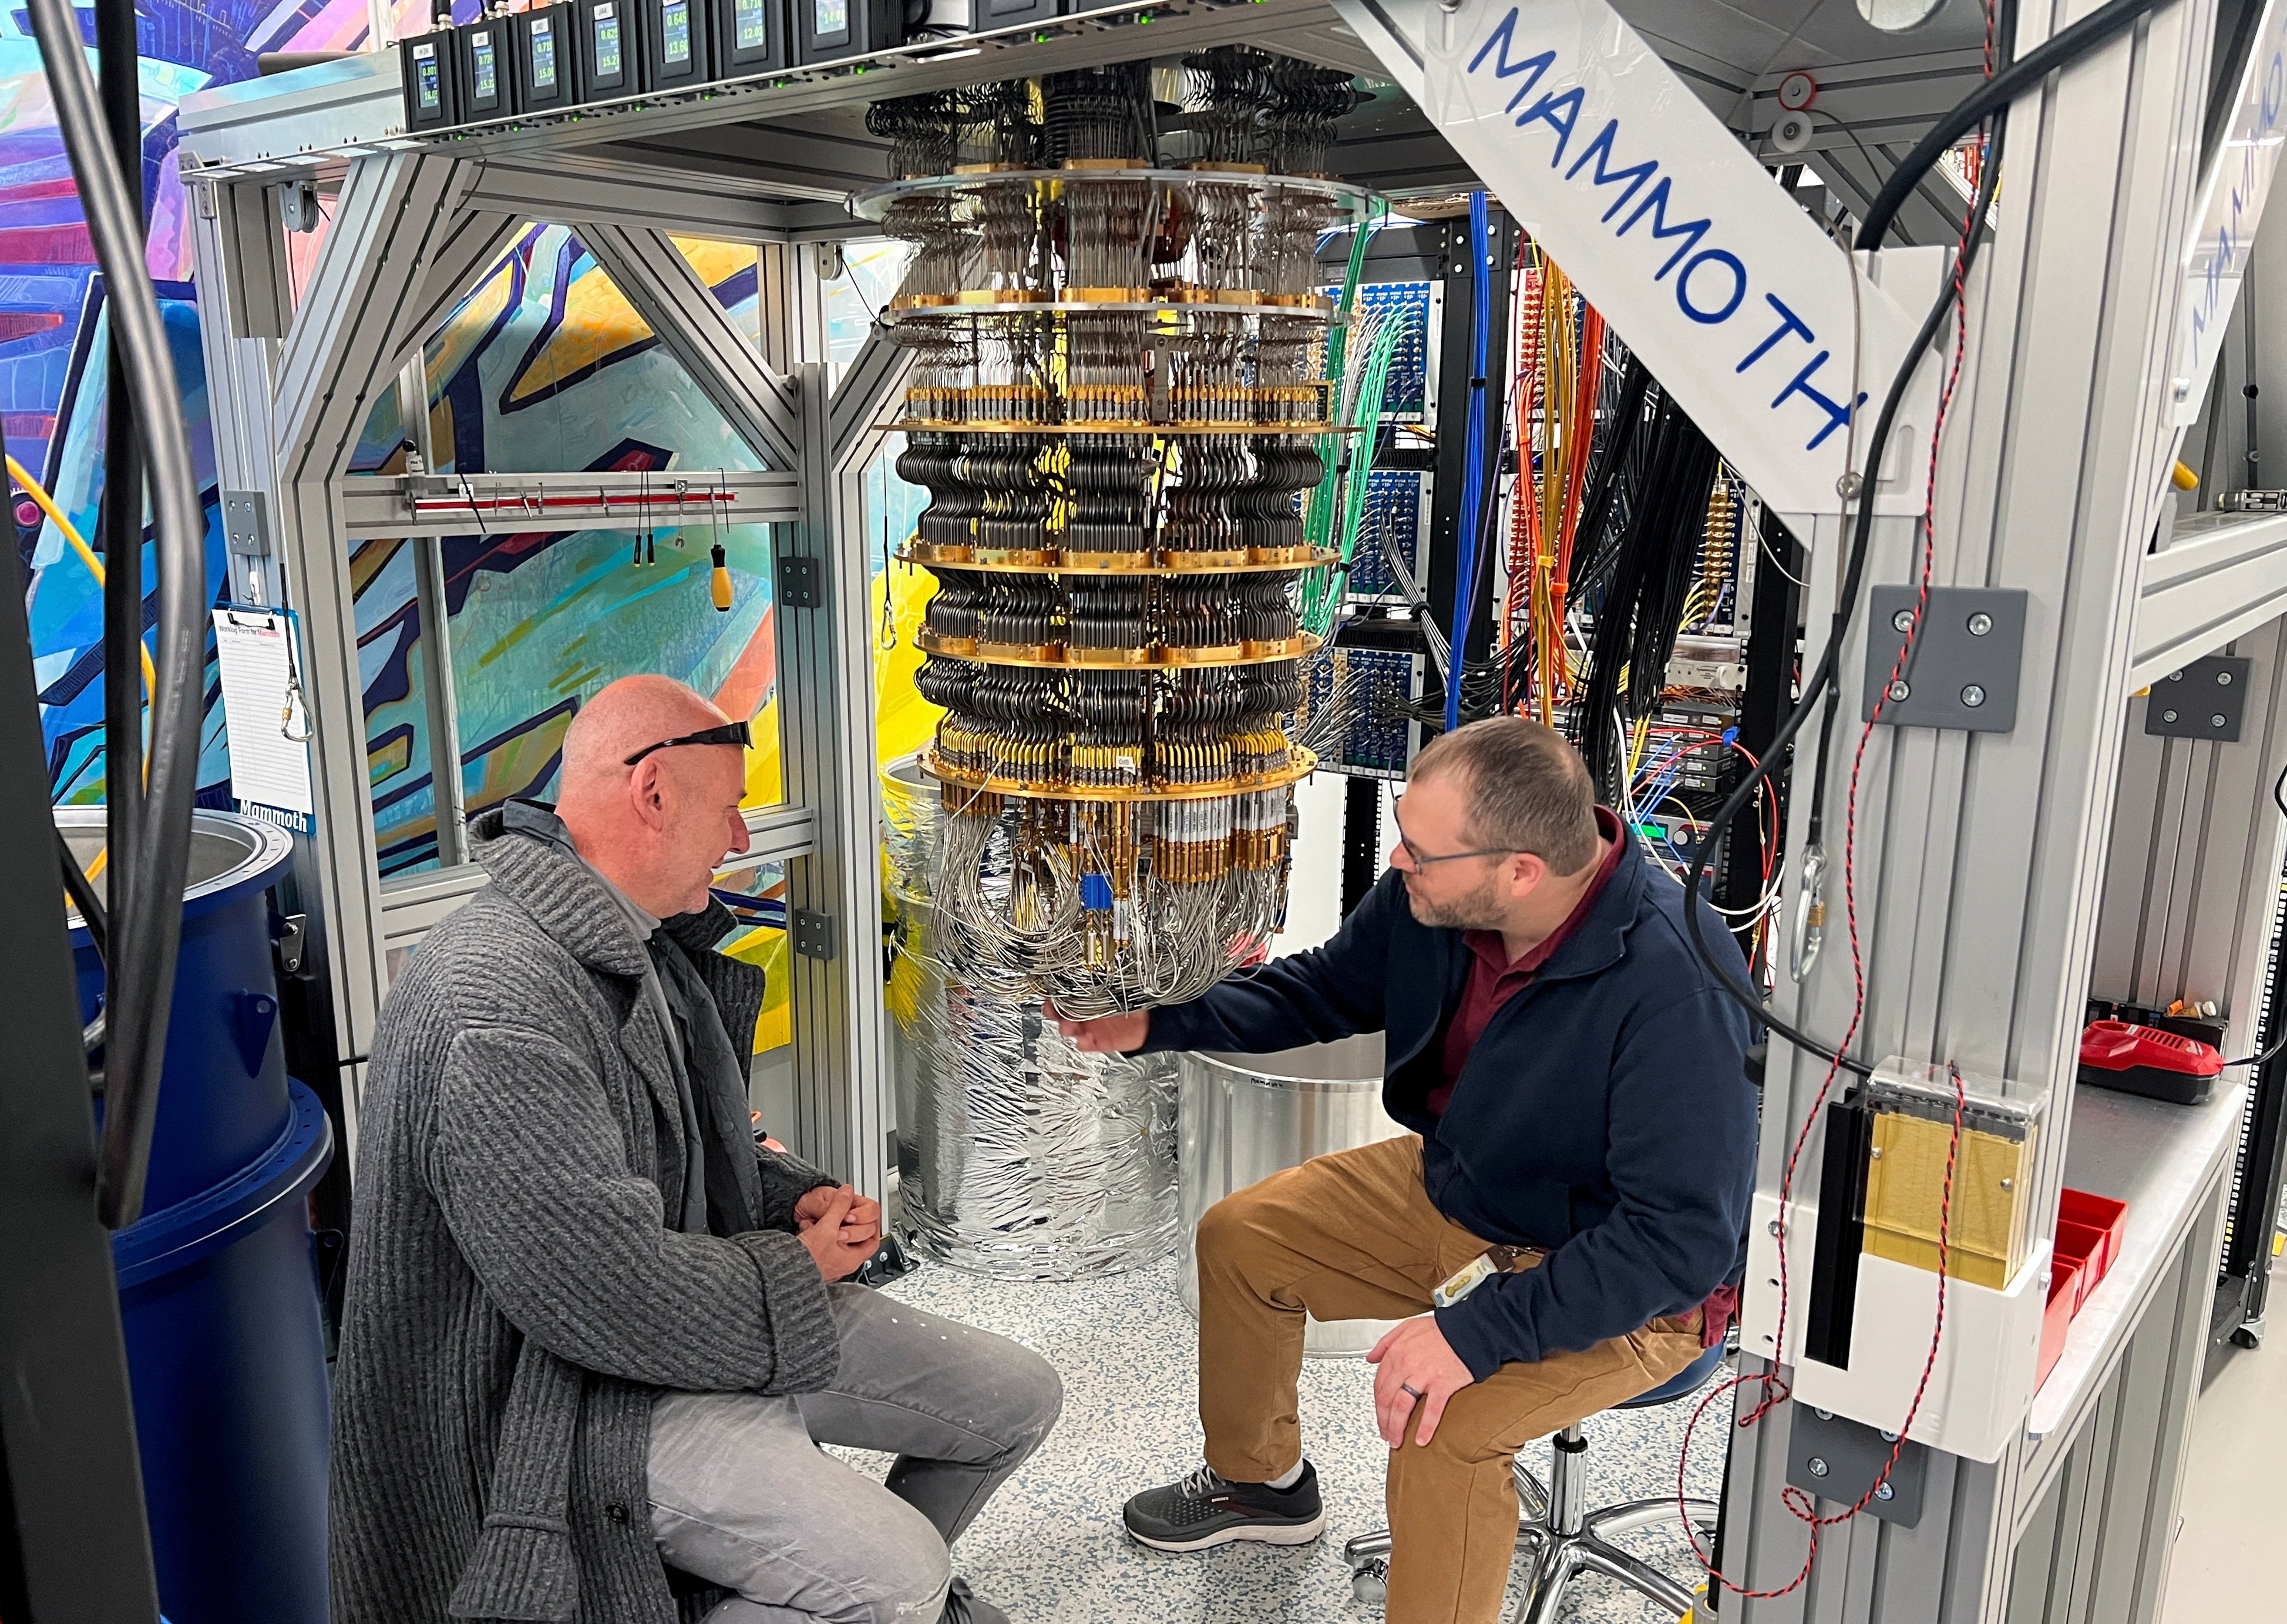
[1346, 1342, 1726, 1623]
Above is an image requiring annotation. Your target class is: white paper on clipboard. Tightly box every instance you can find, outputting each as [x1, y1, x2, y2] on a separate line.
[213, 608, 315, 826]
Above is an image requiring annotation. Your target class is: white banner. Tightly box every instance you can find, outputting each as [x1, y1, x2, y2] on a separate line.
[2174, 0, 2287, 426]
[1407, 0, 1935, 518]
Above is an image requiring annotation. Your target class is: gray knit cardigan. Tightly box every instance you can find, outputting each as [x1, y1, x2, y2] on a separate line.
[330, 807, 839, 1624]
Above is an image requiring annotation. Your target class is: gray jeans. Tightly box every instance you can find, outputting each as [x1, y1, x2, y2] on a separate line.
[648, 1282, 1062, 1624]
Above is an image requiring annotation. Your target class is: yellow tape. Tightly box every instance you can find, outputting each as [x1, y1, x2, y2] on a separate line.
[6, 454, 159, 710]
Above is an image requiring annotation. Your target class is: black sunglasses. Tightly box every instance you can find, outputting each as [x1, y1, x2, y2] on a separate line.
[623, 719, 753, 766]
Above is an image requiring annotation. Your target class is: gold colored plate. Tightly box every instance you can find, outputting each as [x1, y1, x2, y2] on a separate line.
[899, 546, 1338, 577]
[916, 632, 1322, 669]
[887, 419, 1358, 436]
[921, 747, 1320, 804]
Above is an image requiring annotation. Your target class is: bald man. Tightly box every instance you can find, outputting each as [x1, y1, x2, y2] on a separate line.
[332, 676, 1059, 1624]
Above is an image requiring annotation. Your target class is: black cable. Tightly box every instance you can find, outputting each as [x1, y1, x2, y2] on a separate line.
[96, 0, 143, 966]
[29, 0, 208, 1230]
[58, 830, 108, 967]
[1854, 0, 2170, 251]
[1682, 70, 2012, 1079]
[2213, 761, 2287, 1070]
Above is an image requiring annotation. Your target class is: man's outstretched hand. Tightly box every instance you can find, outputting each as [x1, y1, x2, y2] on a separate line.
[1367, 1316, 1475, 1448]
[1047, 1001, 1151, 1054]
[794, 1183, 881, 1282]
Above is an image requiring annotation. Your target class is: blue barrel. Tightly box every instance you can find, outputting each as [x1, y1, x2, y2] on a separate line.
[113, 1084, 334, 1624]
[58, 808, 332, 1624]
[56, 809, 298, 1212]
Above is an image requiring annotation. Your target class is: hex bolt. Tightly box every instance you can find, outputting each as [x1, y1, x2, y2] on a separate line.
[1962, 685, 1987, 708]
[2163, 709, 2180, 724]
[2213, 714, 2229, 729]
[1967, 611, 1994, 637]
[1876, 1482, 1896, 1502]
[1888, 679, 1912, 703]
[1807, 1457, 1830, 1478]
[1892, 608, 1917, 633]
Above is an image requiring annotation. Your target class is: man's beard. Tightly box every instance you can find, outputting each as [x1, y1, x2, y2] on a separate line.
[1404, 875, 1508, 932]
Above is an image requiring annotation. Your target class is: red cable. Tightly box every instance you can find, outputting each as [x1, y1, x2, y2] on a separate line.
[1674, 1, 1995, 1592]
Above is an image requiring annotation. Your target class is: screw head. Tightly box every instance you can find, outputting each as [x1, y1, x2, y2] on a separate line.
[1888, 679, 1912, 703]
[1962, 684, 1987, 708]
[1892, 608, 1917, 633]
[2214, 714, 2229, 728]
[1769, 1219, 1784, 1236]
[1814, 1408, 1834, 1421]
[2218, 670, 2235, 686]
[1967, 611, 1994, 637]
[1807, 1457, 1830, 1478]
[2163, 709, 2180, 723]
[1875, 1482, 1896, 1502]
[1879, 1431, 1898, 1443]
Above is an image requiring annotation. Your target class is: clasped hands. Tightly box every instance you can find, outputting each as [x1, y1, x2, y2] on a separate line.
[793, 1182, 882, 1281]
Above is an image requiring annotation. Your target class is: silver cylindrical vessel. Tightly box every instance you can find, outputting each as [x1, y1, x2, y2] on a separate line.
[1178, 1034, 1406, 1357]
[885, 759, 1179, 1280]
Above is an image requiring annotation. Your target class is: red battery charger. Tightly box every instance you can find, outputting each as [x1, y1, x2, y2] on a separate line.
[2077, 1020, 2224, 1106]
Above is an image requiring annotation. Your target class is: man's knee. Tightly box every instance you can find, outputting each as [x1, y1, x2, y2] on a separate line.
[1196, 1183, 1275, 1270]
[986, 1335, 1064, 1454]
[846, 1502, 953, 1624]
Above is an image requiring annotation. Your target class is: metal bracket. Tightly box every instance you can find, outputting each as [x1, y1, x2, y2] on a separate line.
[2144, 655, 2251, 741]
[1861, 586, 2028, 732]
[272, 912, 308, 977]
[1785, 1403, 1928, 1528]
[792, 908, 839, 961]
[221, 489, 276, 606]
[779, 556, 822, 608]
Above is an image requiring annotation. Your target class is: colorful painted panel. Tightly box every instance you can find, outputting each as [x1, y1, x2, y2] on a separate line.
[19, 287, 232, 805]
[354, 226, 782, 877]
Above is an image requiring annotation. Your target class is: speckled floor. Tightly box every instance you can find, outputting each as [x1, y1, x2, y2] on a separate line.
[833, 1256, 1730, 1624]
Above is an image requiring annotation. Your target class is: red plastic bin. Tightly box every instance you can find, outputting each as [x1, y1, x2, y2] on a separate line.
[2037, 1258, 2081, 1389]
[2054, 1220, 2108, 1307]
[2059, 1188, 2128, 1286]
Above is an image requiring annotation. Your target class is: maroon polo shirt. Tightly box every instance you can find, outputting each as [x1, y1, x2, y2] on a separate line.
[1426, 805, 1627, 1118]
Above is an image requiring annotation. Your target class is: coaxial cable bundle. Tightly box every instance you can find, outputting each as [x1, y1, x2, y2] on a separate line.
[860, 61, 1378, 1014]
[1499, 244, 1606, 722]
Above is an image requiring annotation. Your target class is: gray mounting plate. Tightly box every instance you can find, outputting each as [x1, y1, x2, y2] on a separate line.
[2144, 655, 2251, 741]
[1785, 1402, 1929, 1528]
[1861, 586, 2028, 732]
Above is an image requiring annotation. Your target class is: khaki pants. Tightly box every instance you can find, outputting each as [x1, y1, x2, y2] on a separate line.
[1195, 1134, 1704, 1624]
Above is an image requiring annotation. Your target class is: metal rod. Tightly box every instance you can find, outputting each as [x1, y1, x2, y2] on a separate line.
[406, 490, 735, 516]
[398, 361, 469, 868]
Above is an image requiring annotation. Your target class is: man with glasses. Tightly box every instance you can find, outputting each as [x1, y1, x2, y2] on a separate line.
[334, 675, 1058, 1624]
[1055, 717, 1755, 1624]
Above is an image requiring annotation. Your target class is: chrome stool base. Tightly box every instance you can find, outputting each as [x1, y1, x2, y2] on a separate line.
[1343, 1441, 1717, 1620]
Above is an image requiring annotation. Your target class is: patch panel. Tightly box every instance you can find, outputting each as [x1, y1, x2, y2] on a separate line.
[1324, 645, 1425, 779]
[1357, 281, 1437, 422]
[1348, 470, 1428, 604]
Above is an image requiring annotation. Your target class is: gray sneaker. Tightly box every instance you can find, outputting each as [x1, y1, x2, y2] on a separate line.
[1123, 1461, 1326, 1552]
[939, 1576, 1007, 1624]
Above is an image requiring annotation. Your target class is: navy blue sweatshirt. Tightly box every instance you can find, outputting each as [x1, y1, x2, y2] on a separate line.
[1143, 823, 1758, 1380]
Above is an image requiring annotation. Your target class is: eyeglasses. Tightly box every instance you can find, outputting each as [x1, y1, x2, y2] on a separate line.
[1390, 799, 1516, 870]
[623, 719, 753, 766]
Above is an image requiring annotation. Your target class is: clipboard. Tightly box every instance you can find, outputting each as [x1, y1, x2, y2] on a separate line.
[213, 606, 315, 835]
